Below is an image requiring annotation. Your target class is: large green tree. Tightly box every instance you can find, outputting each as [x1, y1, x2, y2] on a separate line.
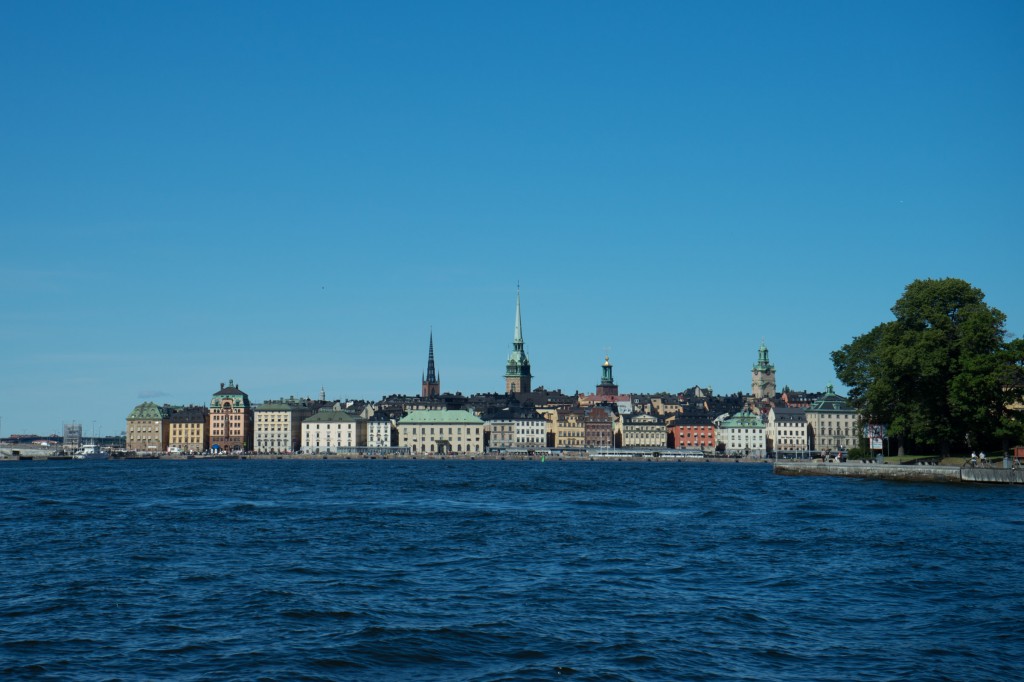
[832, 278, 1024, 456]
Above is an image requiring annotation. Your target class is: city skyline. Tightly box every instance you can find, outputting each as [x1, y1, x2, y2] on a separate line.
[2, 2, 1022, 435]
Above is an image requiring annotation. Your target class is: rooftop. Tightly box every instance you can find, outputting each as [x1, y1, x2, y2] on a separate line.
[398, 409, 484, 425]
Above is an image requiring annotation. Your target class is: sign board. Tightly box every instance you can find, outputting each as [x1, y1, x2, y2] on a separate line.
[864, 424, 886, 451]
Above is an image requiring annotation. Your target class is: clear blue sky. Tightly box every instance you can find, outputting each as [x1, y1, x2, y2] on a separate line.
[2, 1, 1022, 436]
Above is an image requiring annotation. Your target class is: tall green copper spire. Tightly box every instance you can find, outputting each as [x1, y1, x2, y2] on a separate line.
[513, 286, 524, 345]
[504, 286, 532, 394]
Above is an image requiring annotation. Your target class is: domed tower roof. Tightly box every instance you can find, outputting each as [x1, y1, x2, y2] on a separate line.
[211, 379, 251, 408]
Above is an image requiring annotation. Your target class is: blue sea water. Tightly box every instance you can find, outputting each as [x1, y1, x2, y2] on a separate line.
[1, 460, 1022, 681]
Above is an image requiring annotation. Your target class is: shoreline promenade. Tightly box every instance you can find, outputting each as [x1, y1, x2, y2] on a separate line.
[774, 460, 1024, 485]
[0, 445, 766, 464]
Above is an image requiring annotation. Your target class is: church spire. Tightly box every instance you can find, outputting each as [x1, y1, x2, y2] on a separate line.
[504, 286, 532, 394]
[422, 329, 440, 397]
[426, 330, 437, 383]
[513, 285, 523, 346]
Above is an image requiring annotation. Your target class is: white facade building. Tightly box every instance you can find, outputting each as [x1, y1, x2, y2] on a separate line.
[367, 414, 395, 448]
[719, 409, 767, 457]
[806, 385, 861, 454]
[767, 406, 809, 455]
[398, 409, 484, 454]
[301, 409, 366, 453]
[485, 409, 547, 450]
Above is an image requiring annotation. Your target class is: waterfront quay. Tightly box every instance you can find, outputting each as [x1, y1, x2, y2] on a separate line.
[774, 460, 1024, 485]
[1, 445, 749, 464]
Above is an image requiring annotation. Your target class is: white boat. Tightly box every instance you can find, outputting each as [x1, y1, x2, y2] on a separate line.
[77, 442, 108, 460]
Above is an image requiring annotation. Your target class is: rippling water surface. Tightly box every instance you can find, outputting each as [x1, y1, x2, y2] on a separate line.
[2, 460, 1022, 680]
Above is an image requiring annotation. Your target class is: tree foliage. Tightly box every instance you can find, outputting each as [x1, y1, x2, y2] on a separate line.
[832, 278, 1024, 455]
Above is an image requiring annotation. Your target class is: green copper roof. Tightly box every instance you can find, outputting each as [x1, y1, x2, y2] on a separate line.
[127, 401, 167, 420]
[807, 386, 854, 413]
[720, 410, 764, 428]
[398, 409, 483, 425]
[256, 403, 298, 411]
[752, 341, 775, 372]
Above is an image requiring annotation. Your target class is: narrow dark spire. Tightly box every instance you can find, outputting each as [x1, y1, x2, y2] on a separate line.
[422, 329, 441, 397]
[425, 329, 437, 384]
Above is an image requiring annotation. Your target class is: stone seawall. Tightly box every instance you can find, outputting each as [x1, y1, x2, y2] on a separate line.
[774, 461, 1024, 484]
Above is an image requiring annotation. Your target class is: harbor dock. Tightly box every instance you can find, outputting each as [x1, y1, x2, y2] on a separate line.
[773, 460, 1024, 484]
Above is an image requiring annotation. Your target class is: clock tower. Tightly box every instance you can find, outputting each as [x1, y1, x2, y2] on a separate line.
[751, 341, 776, 401]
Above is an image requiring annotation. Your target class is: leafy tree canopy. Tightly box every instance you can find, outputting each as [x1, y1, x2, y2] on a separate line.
[832, 278, 1024, 455]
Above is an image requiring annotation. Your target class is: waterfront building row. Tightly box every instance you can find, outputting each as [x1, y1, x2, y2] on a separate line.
[127, 384, 859, 457]
[124, 340, 858, 456]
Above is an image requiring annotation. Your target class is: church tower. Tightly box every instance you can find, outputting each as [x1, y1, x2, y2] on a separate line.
[504, 287, 532, 394]
[596, 355, 618, 397]
[751, 340, 776, 400]
[422, 330, 440, 397]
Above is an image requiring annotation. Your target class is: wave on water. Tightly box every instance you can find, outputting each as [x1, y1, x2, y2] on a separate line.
[1, 460, 1022, 681]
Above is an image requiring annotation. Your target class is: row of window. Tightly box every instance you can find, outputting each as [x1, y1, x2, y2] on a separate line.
[401, 427, 482, 435]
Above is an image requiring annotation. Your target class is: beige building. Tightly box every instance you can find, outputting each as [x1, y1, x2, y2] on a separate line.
[168, 406, 209, 454]
[255, 399, 319, 453]
[620, 413, 667, 448]
[535, 407, 559, 447]
[484, 407, 546, 451]
[302, 409, 366, 453]
[806, 385, 860, 454]
[126, 402, 170, 452]
[648, 396, 683, 417]
[398, 409, 484, 454]
[553, 408, 586, 449]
